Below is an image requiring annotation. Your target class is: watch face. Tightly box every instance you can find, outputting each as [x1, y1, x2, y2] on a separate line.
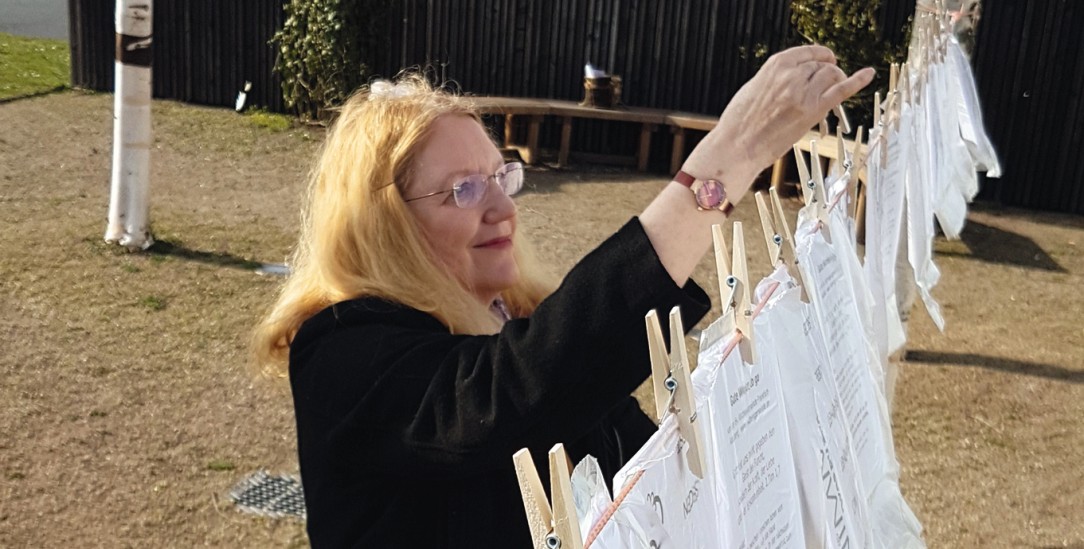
[693, 179, 725, 209]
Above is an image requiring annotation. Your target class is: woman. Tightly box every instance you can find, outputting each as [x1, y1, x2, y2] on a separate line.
[254, 45, 873, 547]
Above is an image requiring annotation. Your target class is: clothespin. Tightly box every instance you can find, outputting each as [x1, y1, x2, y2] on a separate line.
[833, 104, 852, 135]
[709, 223, 755, 361]
[755, 192, 782, 267]
[810, 139, 829, 223]
[847, 126, 866, 224]
[835, 124, 848, 178]
[889, 63, 899, 102]
[873, 91, 882, 131]
[895, 63, 910, 133]
[755, 190, 800, 277]
[769, 188, 799, 271]
[794, 144, 813, 207]
[730, 222, 756, 363]
[769, 188, 807, 299]
[513, 444, 583, 549]
[646, 306, 706, 479]
[818, 118, 829, 138]
[830, 125, 849, 209]
[712, 224, 739, 337]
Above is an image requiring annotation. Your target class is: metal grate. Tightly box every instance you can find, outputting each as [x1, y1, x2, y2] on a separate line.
[229, 471, 306, 519]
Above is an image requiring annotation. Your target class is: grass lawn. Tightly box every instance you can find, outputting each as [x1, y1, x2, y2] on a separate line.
[0, 32, 70, 100]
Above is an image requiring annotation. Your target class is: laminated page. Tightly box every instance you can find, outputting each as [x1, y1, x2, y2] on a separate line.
[796, 222, 925, 548]
[796, 225, 896, 493]
[904, 83, 946, 330]
[862, 122, 908, 360]
[920, 62, 948, 230]
[610, 415, 722, 548]
[829, 195, 880, 381]
[696, 306, 806, 549]
[930, 59, 974, 239]
[754, 280, 873, 549]
[586, 493, 672, 549]
[946, 37, 1001, 177]
[572, 455, 613, 542]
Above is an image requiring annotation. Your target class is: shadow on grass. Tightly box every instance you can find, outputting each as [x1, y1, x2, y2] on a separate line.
[149, 239, 262, 271]
[0, 85, 69, 104]
[938, 219, 1067, 273]
[907, 350, 1083, 384]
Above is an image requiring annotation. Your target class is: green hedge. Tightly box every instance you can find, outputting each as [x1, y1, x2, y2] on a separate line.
[791, 0, 910, 129]
[272, 0, 394, 121]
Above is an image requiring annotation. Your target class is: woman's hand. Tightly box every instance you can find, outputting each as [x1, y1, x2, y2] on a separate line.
[641, 45, 873, 287]
[682, 45, 875, 205]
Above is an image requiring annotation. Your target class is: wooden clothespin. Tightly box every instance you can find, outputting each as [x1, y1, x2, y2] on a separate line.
[710, 223, 755, 360]
[794, 144, 813, 207]
[768, 188, 799, 271]
[768, 188, 807, 299]
[646, 306, 706, 479]
[809, 139, 829, 223]
[834, 124, 848, 181]
[898, 62, 911, 129]
[712, 224, 739, 337]
[833, 104, 852, 135]
[889, 63, 899, 103]
[513, 444, 583, 549]
[755, 191, 782, 267]
[847, 126, 866, 225]
[756, 190, 806, 294]
[730, 222, 756, 364]
[873, 90, 882, 130]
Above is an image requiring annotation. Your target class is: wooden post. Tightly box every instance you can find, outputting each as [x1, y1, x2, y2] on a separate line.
[558, 116, 573, 168]
[524, 115, 542, 165]
[670, 126, 686, 174]
[637, 123, 655, 172]
[504, 114, 515, 148]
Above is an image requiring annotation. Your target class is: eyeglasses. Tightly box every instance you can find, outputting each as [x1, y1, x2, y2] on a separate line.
[403, 162, 523, 208]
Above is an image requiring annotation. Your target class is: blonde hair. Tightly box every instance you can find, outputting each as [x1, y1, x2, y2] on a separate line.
[253, 75, 556, 378]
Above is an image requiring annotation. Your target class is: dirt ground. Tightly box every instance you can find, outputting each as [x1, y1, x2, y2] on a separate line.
[0, 91, 1081, 548]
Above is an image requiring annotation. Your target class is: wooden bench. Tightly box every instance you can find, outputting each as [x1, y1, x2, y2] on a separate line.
[471, 97, 670, 171]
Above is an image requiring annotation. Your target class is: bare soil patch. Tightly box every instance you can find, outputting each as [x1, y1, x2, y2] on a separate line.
[0, 91, 1081, 547]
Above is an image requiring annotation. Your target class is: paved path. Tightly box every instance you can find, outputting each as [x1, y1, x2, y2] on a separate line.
[0, 0, 69, 40]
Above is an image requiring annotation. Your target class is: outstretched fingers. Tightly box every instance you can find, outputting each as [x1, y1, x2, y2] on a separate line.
[822, 67, 876, 107]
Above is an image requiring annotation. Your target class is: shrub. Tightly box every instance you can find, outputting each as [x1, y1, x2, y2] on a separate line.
[790, 0, 910, 128]
[272, 0, 394, 121]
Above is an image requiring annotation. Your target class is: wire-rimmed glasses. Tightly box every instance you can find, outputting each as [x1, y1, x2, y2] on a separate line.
[403, 162, 524, 208]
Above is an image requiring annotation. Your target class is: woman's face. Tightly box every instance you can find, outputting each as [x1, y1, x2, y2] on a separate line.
[405, 115, 520, 304]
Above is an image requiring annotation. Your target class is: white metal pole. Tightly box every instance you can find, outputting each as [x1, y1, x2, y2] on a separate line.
[105, 0, 154, 250]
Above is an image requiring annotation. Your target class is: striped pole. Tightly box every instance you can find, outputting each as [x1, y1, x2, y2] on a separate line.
[105, 0, 154, 250]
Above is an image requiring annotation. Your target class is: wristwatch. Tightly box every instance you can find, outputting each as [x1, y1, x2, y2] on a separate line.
[673, 170, 734, 215]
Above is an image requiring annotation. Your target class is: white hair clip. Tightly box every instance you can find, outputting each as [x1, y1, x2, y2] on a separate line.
[369, 80, 414, 100]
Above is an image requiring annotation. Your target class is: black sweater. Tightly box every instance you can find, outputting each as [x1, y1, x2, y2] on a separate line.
[289, 218, 710, 547]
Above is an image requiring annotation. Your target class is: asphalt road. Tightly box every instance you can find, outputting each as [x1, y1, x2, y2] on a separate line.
[0, 0, 69, 39]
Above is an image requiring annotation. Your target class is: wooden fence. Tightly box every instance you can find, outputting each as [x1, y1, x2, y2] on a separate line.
[972, 0, 1084, 213]
[66, 0, 1084, 213]
[67, 0, 286, 112]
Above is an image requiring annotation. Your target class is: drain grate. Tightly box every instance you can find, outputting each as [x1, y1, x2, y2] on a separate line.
[229, 471, 306, 519]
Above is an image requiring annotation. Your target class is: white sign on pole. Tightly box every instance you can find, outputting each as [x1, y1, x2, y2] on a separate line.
[106, 0, 155, 250]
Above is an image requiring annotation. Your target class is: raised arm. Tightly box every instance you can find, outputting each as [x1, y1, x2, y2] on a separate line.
[641, 45, 875, 286]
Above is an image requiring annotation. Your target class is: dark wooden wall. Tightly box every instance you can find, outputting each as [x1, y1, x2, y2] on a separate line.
[66, 1, 1084, 213]
[67, 0, 285, 112]
[972, 0, 1084, 213]
[384, 0, 792, 114]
